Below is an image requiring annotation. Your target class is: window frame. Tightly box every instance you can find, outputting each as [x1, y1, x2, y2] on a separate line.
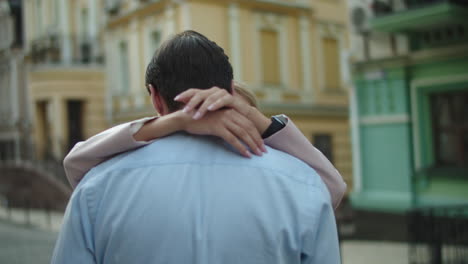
[430, 91, 468, 168]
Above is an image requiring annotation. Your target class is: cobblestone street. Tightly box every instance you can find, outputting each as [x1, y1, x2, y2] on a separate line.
[0, 220, 58, 264]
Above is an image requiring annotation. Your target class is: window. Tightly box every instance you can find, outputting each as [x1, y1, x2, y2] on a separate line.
[313, 134, 334, 163]
[322, 37, 341, 90]
[67, 100, 84, 151]
[0, 66, 11, 122]
[36, 101, 52, 159]
[430, 91, 468, 168]
[0, 140, 15, 161]
[260, 29, 280, 85]
[119, 41, 130, 94]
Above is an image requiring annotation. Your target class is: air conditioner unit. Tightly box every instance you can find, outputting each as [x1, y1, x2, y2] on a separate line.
[349, 0, 374, 34]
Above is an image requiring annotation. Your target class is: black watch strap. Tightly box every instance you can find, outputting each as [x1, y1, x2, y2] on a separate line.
[261, 115, 288, 139]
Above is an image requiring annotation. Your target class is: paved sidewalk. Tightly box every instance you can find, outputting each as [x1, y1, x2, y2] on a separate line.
[341, 240, 409, 264]
[0, 220, 58, 264]
[0, 206, 63, 232]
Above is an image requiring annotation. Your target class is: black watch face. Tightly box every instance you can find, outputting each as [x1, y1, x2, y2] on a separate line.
[273, 115, 287, 126]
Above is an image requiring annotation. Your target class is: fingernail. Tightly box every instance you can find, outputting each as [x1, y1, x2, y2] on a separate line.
[262, 145, 268, 153]
[207, 104, 215, 110]
[245, 151, 252, 158]
[256, 148, 263, 156]
[193, 112, 202, 120]
[183, 106, 190, 113]
[174, 95, 180, 101]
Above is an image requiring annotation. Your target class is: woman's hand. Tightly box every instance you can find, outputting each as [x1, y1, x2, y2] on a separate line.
[174, 109, 265, 157]
[174, 87, 272, 140]
[174, 87, 251, 120]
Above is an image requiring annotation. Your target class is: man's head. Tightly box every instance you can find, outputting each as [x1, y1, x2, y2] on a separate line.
[145, 30, 233, 114]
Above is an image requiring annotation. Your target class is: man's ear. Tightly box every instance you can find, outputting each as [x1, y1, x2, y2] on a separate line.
[148, 85, 166, 115]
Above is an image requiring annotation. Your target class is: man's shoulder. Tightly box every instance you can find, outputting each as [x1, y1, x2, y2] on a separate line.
[82, 132, 323, 188]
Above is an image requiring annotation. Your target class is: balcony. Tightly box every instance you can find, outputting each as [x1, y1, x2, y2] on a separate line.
[370, 0, 468, 33]
[30, 34, 104, 66]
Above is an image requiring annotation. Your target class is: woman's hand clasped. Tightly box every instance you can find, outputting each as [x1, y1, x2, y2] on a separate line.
[173, 87, 266, 158]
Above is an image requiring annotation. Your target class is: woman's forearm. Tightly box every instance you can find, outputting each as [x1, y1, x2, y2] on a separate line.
[64, 117, 157, 188]
[133, 112, 185, 142]
[263, 118, 347, 209]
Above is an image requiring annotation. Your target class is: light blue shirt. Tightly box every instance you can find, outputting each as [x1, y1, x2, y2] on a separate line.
[52, 133, 340, 264]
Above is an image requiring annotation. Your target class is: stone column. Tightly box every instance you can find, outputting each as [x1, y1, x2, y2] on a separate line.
[228, 3, 242, 81]
[59, 0, 72, 64]
[88, 0, 98, 59]
[129, 20, 142, 108]
[299, 15, 312, 96]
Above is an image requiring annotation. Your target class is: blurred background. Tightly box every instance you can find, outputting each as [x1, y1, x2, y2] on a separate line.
[0, 0, 467, 263]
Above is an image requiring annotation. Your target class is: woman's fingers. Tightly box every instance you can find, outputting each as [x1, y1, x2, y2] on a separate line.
[217, 127, 252, 158]
[176, 87, 221, 116]
[193, 89, 228, 119]
[182, 92, 206, 114]
[227, 110, 265, 156]
[174, 88, 198, 103]
[207, 93, 234, 112]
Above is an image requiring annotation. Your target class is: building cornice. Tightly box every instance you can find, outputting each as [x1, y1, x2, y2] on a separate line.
[106, 0, 312, 29]
[352, 45, 468, 73]
[234, 0, 311, 11]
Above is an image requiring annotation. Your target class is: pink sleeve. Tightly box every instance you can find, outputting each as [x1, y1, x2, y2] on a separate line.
[264, 118, 347, 209]
[63, 117, 158, 189]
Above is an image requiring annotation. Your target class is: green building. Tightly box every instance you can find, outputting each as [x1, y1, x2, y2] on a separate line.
[349, 0, 468, 213]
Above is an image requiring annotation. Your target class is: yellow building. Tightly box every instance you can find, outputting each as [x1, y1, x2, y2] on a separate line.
[23, 0, 107, 160]
[105, 0, 352, 186]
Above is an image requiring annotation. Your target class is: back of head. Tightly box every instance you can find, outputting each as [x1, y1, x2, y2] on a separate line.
[145, 30, 233, 112]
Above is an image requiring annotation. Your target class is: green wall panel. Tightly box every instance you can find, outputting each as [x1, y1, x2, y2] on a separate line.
[360, 124, 412, 193]
[390, 79, 409, 114]
[354, 66, 409, 118]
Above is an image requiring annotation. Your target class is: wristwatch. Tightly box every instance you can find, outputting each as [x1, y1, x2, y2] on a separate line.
[261, 114, 288, 139]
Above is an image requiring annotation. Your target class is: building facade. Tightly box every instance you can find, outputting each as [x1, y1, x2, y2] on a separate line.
[348, 0, 468, 212]
[104, 0, 353, 186]
[23, 0, 107, 160]
[0, 0, 31, 162]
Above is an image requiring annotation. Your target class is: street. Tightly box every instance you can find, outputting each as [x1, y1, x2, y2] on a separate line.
[0, 218, 410, 264]
[0, 220, 58, 264]
[0, 206, 411, 264]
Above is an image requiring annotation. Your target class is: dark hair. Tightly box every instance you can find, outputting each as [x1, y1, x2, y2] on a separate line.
[145, 30, 233, 112]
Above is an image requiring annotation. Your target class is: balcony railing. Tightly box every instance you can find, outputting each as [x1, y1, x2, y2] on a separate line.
[405, 0, 468, 9]
[408, 205, 468, 264]
[372, 0, 468, 17]
[30, 34, 104, 65]
[370, 0, 468, 33]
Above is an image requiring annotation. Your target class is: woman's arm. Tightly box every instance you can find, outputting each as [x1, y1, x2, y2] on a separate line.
[63, 117, 157, 188]
[263, 118, 347, 209]
[64, 110, 264, 189]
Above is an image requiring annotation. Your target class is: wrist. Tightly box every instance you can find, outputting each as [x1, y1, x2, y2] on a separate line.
[246, 106, 271, 134]
[166, 110, 189, 132]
